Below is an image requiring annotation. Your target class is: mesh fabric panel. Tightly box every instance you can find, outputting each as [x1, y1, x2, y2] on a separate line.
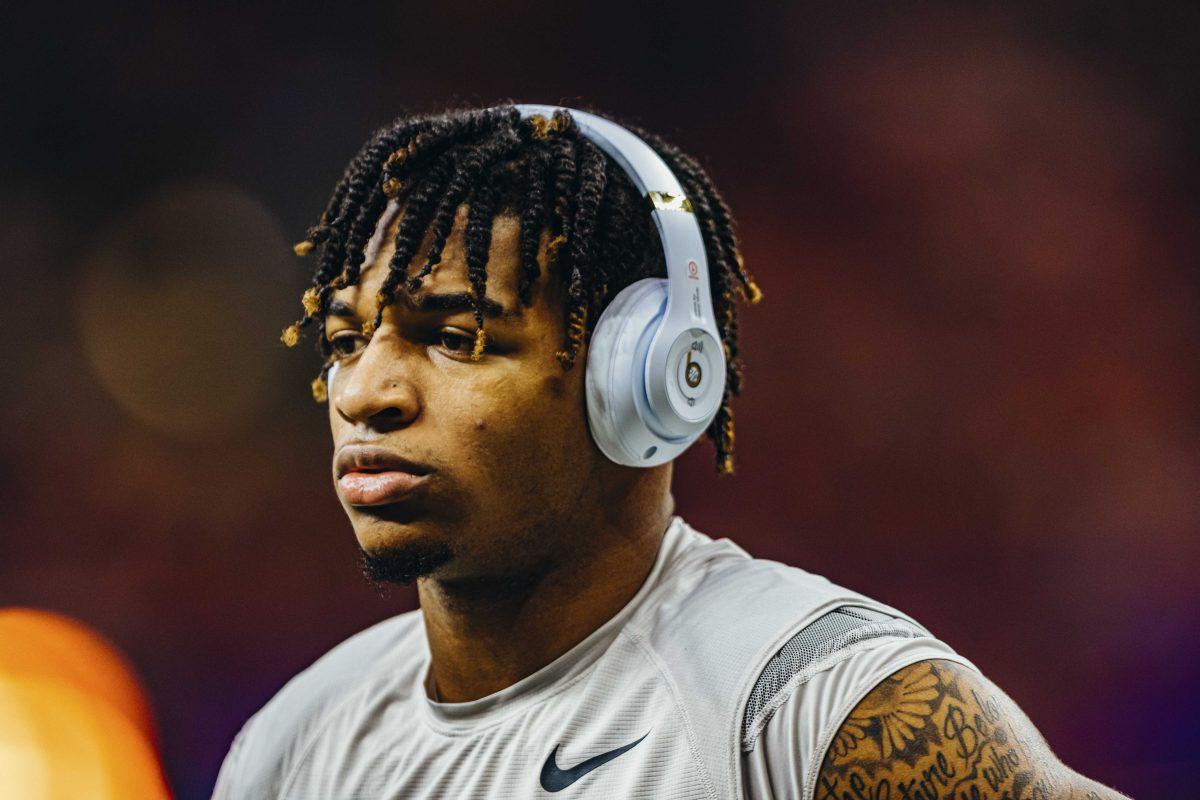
[740, 606, 923, 745]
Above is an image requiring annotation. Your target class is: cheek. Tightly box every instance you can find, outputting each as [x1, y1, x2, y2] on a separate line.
[452, 370, 585, 464]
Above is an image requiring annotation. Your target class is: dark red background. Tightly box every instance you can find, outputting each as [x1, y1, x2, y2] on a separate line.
[3, 2, 1197, 797]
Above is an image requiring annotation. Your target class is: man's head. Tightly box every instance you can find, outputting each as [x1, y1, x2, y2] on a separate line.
[280, 104, 761, 589]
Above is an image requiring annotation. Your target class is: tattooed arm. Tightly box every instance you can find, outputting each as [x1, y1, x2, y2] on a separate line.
[814, 660, 1130, 800]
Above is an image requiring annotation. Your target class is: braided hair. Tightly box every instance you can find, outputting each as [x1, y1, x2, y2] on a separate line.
[281, 103, 762, 475]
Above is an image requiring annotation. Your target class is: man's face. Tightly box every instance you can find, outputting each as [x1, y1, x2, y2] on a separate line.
[324, 203, 607, 586]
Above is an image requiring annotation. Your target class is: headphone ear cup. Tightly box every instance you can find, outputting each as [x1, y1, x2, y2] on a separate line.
[584, 278, 669, 466]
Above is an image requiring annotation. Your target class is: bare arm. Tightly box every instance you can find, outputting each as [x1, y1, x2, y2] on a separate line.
[814, 659, 1131, 800]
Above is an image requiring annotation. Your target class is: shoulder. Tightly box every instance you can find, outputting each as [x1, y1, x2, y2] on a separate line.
[638, 522, 944, 674]
[211, 610, 424, 798]
[740, 605, 962, 749]
[641, 523, 923, 634]
[811, 658, 1133, 799]
[729, 576, 971, 797]
[631, 521, 973, 796]
[741, 633, 975, 799]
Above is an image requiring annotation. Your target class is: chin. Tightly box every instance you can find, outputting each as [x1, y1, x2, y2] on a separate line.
[350, 505, 436, 550]
[354, 520, 455, 588]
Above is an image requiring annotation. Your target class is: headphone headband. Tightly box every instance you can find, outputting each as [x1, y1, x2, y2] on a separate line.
[513, 105, 721, 346]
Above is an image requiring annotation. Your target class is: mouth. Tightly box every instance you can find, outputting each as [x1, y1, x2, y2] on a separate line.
[335, 445, 432, 506]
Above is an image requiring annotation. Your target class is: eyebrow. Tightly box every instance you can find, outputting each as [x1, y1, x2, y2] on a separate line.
[325, 291, 513, 322]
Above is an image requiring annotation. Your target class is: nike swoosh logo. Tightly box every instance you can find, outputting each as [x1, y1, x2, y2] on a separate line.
[540, 730, 651, 792]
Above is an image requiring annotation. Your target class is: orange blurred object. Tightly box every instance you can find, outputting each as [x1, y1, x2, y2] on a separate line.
[0, 608, 171, 799]
[0, 675, 171, 799]
[0, 608, 156, 746]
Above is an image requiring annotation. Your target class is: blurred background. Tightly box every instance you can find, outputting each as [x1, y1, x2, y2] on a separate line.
[2, 1, 1197, 797]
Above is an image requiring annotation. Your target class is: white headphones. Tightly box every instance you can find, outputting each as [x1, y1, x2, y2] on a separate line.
[329, 105, 726, 468]
[514, 104, 726, 467]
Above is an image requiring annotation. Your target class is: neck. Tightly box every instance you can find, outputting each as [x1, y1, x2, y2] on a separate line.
[417, 472, 675, 703]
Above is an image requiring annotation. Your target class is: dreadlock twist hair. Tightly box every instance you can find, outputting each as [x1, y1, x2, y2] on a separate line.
[282, 103, 763, 475]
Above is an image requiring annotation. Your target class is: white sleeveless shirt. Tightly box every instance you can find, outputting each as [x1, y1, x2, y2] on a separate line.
[212, 515, 979, 799]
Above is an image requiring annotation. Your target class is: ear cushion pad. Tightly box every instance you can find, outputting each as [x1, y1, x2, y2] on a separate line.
[584, 277, 669, 466]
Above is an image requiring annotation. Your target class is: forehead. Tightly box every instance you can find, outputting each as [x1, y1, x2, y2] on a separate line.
[329, 200, 547, 320]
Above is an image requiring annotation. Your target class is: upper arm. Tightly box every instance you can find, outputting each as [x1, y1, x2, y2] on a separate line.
[814, 659, 1130, 800]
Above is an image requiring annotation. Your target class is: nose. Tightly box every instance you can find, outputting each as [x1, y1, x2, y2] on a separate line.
[330, 333, 420, 431]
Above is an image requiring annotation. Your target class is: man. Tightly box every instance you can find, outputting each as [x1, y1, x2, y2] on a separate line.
[213, 104, 1129, 798]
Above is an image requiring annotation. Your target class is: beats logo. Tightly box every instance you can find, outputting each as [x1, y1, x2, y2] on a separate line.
[685, 350, 702, 388]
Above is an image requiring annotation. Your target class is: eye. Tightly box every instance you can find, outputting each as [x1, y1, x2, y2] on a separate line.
[328, 331, 366, 358]
[438, 328, 477, 354]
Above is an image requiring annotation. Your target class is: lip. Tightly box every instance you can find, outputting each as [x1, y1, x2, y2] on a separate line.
[335, 444, 433, 506]
[335, 444, 432, 479]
